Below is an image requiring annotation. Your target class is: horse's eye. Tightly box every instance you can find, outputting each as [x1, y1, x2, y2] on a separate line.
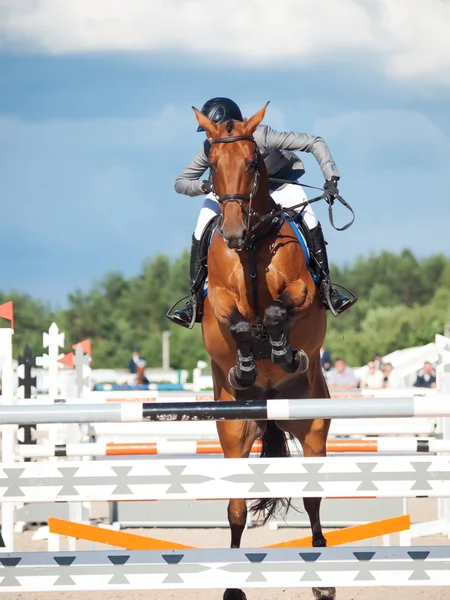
[209, 161, 217, 171]
[249, 159, 258, 171]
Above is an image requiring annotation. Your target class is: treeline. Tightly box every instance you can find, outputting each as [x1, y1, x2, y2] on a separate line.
[2, 249, 449, 369]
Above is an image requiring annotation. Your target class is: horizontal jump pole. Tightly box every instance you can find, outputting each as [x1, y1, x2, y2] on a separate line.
[48, 514, 410, 551]
[16, 393, 382, 405]
[0, 456, 449, 502]
[0, 546, 448, 591]
[1, 396, 449, 425]
[16, 437, 450, 458]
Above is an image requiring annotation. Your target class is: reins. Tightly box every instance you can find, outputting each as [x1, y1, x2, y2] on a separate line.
[207, 134, 355, 237]
[268, 178, 355, 232]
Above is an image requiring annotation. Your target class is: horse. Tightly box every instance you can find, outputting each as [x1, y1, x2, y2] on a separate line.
[194, 104, 334, 600]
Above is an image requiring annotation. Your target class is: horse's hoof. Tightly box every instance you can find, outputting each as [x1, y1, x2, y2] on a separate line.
[313, 587, 336, 600]
[281, 349, 309, 374]
[224, 589, 247, 600]
[228, 366, 257, 390]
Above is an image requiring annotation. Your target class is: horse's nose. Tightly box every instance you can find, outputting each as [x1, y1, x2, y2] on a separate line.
[227, 237, 246, 251]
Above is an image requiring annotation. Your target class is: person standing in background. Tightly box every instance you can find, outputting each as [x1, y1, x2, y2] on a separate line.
[414, 362, 436, 388]
[128, 348, 140, 374]
[320, 346, 333, 372]
[327, 358, 358, 390]
[382, 363, 404, 389]
[372, 353, 383, 370]
[359, 360, 385, 389]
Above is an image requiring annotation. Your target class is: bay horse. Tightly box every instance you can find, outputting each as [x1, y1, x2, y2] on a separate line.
[194, 104, 334, 600]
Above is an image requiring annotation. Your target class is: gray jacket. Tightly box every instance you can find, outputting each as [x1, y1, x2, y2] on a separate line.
[174, 124, 340, 197]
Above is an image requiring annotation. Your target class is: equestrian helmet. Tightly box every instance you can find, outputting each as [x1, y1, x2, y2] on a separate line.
[197, 97, 243, 132]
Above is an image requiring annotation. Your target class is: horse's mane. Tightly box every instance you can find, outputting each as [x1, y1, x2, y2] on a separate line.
[226, 119, 233, 134]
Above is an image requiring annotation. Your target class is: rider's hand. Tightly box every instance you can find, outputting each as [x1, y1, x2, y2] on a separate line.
[323, 177, 339, 205]
[200, 180, 213, 194]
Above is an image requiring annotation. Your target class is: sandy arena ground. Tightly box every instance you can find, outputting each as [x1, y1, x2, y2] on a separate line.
[4, 498, 450, 600]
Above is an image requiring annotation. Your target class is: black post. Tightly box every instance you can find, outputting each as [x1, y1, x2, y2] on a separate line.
[17, 345, 37, 461]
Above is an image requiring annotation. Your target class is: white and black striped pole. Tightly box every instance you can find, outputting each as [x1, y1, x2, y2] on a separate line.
[0, 396, 448, 425]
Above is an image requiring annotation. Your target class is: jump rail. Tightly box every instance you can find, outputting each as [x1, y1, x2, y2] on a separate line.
[0, 456, 449, 502]
[1, 396, 449, 425]
[0, 547, 448, 592]
[15, 437, 450, 458]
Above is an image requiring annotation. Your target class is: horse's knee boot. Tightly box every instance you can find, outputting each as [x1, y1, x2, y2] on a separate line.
[281, 349, 309, 373]
[263, 300, 287, 334]
[229, 318, 253, 353]
[228, 364, 257, 390]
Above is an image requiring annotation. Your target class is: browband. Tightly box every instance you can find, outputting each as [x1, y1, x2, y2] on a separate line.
[210, 135, 255, 144]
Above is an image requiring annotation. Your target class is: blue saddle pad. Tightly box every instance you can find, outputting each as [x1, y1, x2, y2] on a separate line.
[285, 214, 311, 267]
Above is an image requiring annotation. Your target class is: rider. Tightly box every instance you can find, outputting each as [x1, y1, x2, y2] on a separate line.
[169, 97, 356, 328]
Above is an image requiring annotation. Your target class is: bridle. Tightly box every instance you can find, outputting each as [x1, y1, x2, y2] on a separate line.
[208, 135, 260, 222]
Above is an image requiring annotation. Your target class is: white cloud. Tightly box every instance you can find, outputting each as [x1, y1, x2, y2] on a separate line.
[1, 0, 449, 87]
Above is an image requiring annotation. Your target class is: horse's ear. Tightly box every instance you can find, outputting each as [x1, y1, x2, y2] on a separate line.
[192, 107, 219, 137]
[243, 102, 270, 135]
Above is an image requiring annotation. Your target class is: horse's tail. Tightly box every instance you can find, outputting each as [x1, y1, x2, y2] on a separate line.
[250, 420, 294, 524]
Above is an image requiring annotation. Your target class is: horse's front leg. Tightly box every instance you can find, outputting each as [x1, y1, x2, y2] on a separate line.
[263, 281, 310, 373]
[210, 288, 257, 389]
[228, 309, 257, 389]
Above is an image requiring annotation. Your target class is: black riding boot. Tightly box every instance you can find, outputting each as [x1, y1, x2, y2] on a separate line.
[169, 235, 205, 328]
[310, 223, 357, 316]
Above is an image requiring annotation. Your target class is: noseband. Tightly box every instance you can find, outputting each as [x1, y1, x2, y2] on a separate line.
[208, 135, 260, 212]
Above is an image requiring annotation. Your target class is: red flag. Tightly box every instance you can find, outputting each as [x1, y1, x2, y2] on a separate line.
[0, 301, 14, 330]
[58, 352, 74, 368]
[72, 339, 92, 356]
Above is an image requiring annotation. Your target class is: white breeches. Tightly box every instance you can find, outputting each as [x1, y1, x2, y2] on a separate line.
[194, 183, 318, 240]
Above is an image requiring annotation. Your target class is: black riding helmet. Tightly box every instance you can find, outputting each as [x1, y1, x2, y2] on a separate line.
[197, 97, 243, 132]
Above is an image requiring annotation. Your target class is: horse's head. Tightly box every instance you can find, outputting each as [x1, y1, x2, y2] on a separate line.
[193, 103, 269, 250]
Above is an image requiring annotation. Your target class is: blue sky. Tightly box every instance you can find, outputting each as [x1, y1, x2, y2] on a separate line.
[0, 1, 449, 306]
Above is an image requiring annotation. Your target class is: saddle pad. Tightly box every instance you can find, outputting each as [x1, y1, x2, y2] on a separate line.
[285, 215, 311, 266]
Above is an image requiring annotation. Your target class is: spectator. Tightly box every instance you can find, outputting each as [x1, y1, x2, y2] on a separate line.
[327, 358, 358, 390]
[135, 360, 150, 385]
[128, 348, 140, 374]
[381, 363, 404, 389]
[372, 353, 384, 370]
[359, 360, 385, 389]
[320, 346, 333, 372]
[414, 362, 436, 388]
[128, 359, 150, 386]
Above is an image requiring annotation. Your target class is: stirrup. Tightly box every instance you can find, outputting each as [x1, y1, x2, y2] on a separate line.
[331, 283, 358, 315]
[166, 294, 197, 329]
[320, 280, 357, 317]
[319, 278, 338, 317]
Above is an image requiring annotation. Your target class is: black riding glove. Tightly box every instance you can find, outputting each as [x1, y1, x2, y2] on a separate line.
[200, 180, 213, 194]
[323, 178, 339, 204]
